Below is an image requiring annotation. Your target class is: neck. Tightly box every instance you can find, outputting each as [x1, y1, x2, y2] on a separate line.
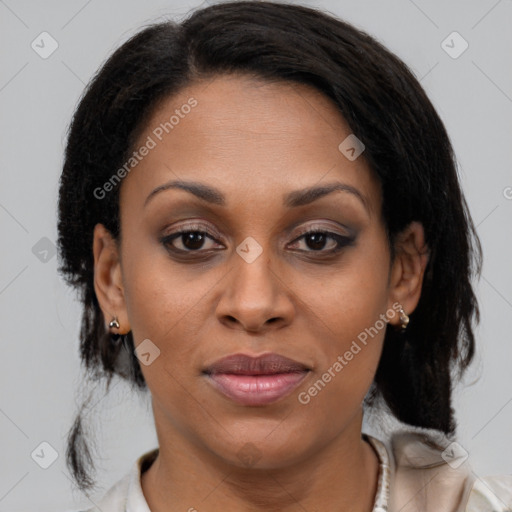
[141, 409, 380, 512]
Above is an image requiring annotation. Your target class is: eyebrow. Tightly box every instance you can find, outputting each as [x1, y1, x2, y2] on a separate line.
[144, 179, 370, 213]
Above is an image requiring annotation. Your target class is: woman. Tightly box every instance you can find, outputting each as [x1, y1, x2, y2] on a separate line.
[58, 1, 512, 511]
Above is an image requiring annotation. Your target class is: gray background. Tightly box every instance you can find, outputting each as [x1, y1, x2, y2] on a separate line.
[0, 0, 511, 510]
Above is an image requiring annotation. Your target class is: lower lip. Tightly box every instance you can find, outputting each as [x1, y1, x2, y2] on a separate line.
[206, 371, 309, 406]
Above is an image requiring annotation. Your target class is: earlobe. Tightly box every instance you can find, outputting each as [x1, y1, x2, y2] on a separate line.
[387, 221, 429, 327]
[93, 223, 130, 334]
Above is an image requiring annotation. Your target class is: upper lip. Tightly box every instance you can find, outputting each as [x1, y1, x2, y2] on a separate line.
[203, 353, 310, 375]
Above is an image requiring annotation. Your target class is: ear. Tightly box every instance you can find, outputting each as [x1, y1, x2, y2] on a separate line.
[387, 221, 430, 328]
[93, 223, 130, 334]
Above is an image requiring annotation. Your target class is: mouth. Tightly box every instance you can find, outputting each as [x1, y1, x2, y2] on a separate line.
[202, 353, 311, 406]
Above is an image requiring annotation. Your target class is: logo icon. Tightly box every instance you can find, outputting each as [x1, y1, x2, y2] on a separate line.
[134, 338, 161, 366]
[31, 32, 59, 59]
[236, 237, 263, 264]
[32, 237, 57, 263]
[31, 441, 59, 469]
[441, 32, 469, 59]
[338, 134, 365, 161]
[237, 442, 262, 468]
[441, 442, 469, 469]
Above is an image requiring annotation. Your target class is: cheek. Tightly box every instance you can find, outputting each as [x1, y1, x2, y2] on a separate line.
[119, 238, 195, 362]
[120, 223, 206, 336]
[120, 258, 205, 414]
[296, 287, 387, 429]
[297, 233, 390, 405]
[119, 236, 232, 397]
[306, 230, 390, 337]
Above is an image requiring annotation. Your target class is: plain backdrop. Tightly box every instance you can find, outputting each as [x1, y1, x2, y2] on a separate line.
[0, 0, 511, 510]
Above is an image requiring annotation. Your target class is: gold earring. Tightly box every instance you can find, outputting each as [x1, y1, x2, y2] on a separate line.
[398, 306, 409, 330]
[109, 316, 120, 329]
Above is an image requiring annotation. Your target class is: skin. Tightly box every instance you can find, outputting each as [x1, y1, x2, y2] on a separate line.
[93, 74, 429, 511]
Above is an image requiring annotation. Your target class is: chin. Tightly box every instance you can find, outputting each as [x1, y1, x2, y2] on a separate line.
[203, 418, 321, 470]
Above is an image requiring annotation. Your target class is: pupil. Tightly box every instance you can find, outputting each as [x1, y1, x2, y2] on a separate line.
[183, 232, 205, 250]
[307, 232, 326, 250]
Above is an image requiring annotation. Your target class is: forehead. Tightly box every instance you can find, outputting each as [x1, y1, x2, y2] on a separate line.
[120, 74, 381, 216]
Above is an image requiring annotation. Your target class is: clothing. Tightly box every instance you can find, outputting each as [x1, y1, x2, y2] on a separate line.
[75, 430, 512, 512]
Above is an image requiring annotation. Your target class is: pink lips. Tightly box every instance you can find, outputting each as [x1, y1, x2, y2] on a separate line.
[203, 353, 310, 406]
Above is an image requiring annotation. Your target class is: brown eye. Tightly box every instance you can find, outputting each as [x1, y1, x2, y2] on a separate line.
[162, 230, 221, 252]
[289, 229, 355, 254]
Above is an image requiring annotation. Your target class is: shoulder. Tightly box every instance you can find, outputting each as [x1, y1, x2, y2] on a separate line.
[75, 448, 158, 512]
[377, 428, 512, 512]
[79, 469, 132, 512]
[466, 474, 512, 511]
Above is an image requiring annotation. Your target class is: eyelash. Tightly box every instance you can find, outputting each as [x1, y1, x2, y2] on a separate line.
[160, 224, 355, 257]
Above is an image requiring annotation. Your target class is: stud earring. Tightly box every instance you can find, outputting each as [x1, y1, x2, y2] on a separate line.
[398, 306, 409, 330]
[109, 317, 120, 329]
[108, 316, 124, 344]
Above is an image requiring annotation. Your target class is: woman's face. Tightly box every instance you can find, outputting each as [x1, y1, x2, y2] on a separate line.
[104, 74, 410, 468]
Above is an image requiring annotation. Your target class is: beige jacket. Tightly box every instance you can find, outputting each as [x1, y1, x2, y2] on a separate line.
[382, 430, 512, 511]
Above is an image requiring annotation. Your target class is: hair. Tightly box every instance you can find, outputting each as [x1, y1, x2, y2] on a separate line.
[57, 0, 482, 493]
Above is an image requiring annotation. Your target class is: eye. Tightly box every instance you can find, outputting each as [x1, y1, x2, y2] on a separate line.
[288, 228, 355, 254]
[160, 224, 355, 256]
[161, 225, 222, 253]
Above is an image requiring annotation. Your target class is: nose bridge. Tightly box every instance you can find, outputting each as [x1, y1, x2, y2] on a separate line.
[232, 238, 277, 305]
[216, 236, 293, 331]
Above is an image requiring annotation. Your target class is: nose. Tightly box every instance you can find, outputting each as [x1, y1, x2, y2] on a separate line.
[215, 250, 295, 333]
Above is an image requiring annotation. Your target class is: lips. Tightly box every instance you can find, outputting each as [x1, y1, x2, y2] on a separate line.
[203, 353, 310, 406]
[204, 353, 310, 375]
